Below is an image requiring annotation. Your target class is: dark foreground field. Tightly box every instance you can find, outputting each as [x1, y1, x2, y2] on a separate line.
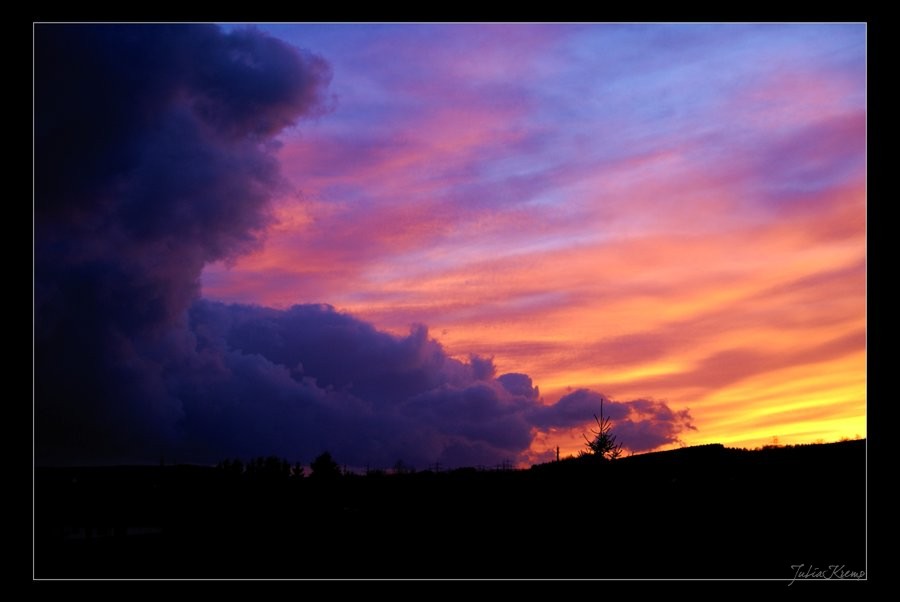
[34, 440, 866, 579]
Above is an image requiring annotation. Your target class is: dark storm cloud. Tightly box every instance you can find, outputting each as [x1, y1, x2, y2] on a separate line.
[186, 301, 534, 467]
[34, 25, 692, 468]
[35, 24, 332, 463]
[35, 25, 331, 228]
[35, 25, 333, 348]
[185, 301, 694, 465]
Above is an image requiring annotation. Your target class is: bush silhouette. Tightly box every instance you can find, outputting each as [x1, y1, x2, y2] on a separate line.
[310, 452, 342, 480]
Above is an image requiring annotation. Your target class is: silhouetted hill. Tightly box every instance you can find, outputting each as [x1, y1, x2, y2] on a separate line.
[34, 440, 866, 579]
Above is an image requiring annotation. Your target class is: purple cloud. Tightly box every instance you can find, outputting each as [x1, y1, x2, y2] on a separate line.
[497, 373, 540, 400]
[35, 24, 331, 463]
[186, 300, 694, 466]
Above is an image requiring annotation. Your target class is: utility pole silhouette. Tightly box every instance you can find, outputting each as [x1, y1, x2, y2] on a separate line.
[556, 446, 560, 462]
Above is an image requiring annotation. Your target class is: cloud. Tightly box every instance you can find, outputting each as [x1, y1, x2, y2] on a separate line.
[187, 301, 693, 465]
[530, 389, 695, 452]
[187, 301, 534, 466]
[34, 25, 694, 468]
[35, 24, 332, 463]
[497, 373, 540, 400]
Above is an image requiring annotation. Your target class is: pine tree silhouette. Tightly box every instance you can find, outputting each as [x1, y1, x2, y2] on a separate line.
[581, 398, 623, 460]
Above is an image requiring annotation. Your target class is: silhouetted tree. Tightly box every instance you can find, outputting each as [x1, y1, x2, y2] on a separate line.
[393, 459, 413, 475]
[217, 458, 244, 478]
[581, 398, 623, 460]
[242, 455, 292, 480]
[310, 452, 342, 480]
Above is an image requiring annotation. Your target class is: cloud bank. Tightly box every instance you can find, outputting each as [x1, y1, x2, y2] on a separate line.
[34, 24, 692, 468]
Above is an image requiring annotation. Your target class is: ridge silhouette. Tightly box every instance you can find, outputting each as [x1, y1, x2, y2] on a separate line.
[35, 440, 865, 579]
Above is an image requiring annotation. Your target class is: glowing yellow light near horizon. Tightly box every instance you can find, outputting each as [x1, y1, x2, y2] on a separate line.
[685, 359, 865, 446]
[706, 353, 865, 404]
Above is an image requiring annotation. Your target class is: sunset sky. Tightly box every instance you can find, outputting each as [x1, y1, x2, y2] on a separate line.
[203, 24, 866, 454]
[35, 24, 866, 467]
